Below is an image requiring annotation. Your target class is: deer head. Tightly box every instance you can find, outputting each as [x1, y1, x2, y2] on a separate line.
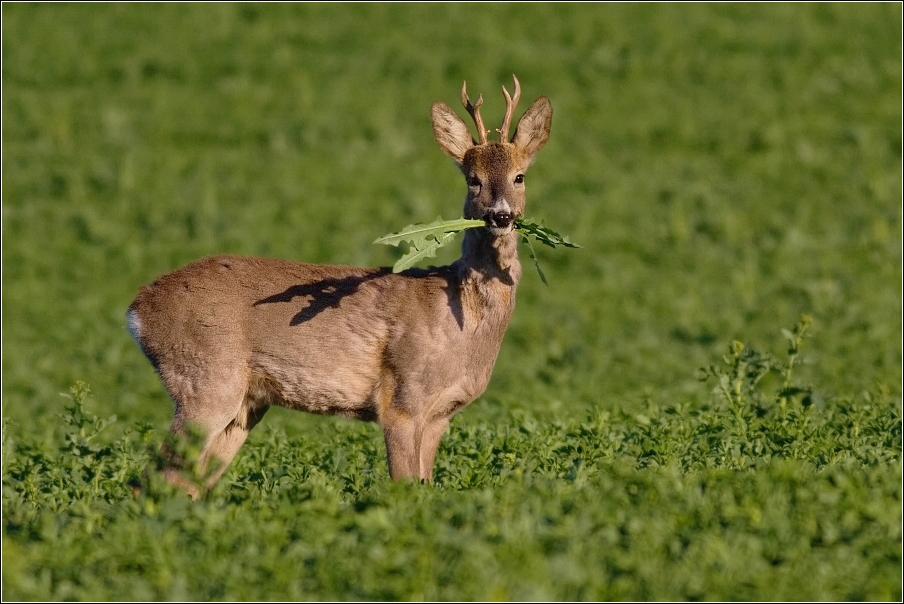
[430, 75, 553, 237]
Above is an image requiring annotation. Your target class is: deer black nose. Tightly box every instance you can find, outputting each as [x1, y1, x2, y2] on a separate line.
[488, 211, 514, 229]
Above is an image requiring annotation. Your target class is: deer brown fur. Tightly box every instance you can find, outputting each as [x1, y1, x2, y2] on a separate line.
[127, 75, 552, 498]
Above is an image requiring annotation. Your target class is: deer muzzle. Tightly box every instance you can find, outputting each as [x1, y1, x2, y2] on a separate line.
[488, 211, 514, 229]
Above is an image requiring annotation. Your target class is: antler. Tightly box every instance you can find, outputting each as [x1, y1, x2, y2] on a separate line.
[497, 74, 521, 142]
[461, 81, 489, 145]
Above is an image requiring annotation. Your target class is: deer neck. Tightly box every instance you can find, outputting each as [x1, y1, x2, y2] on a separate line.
[458, 228, 522, 289]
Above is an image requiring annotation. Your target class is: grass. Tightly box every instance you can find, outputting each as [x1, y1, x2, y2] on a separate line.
[2, 3, 901, 600]
[4, 325, 901, 599]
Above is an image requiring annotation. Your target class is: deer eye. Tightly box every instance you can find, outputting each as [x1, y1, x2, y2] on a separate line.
[514, 174, 525, 184]
[468, 176, 482, 189]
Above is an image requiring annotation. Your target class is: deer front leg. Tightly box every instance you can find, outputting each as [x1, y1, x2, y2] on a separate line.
[381, 407, 420, 481]
[381, 407, 450, 482]
[417, 417, 449, 482]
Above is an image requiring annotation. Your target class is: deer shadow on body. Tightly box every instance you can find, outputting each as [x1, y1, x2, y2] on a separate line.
[253, 267, 466, 329]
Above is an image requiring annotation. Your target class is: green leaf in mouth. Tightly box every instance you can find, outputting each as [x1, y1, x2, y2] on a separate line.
[375, 216, 579, 280]
[373, 217, 486, 273]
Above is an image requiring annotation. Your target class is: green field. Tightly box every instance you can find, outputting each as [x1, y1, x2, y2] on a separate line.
[3, 3, 901, 600]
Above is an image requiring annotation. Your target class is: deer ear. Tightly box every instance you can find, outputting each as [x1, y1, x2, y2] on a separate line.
[431, 102, 474, 166]
[511, 96, 552, 158]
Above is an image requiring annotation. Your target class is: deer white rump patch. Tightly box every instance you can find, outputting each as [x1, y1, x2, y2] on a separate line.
[126, 308, 143, 346]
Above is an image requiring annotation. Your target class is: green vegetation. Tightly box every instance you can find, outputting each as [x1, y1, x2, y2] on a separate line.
[3, 3, 901, 600]
[374, 217, 486, 272]
[373, 215, 578, 276]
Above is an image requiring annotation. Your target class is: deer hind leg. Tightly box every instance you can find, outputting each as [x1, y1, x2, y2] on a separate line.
[194, 403, 269, 493]
[157, 363, 261, 498]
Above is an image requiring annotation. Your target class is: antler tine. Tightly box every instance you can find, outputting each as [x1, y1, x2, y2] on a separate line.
[461, 81, 489, 145]
[497, 74, 522, 141]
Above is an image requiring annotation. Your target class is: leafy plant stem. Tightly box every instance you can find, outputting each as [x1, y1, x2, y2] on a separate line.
[520, 233, 548, 285]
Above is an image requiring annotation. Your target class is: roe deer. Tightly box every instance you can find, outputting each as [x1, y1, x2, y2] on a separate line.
[127, 75, 552, 498]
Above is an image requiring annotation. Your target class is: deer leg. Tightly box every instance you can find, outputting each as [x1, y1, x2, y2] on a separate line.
[417, 417, 450, 482]
[197, 403, 269, 493]
[381, 407, 420, 481]
[158, 450, 203, 500]
[382, 412, 449, 483]
[155, 365, 251, 498]
[159, 405, 266, 499]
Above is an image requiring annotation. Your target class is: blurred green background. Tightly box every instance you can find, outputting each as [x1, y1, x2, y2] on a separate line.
[3, 4, 901, 601]
[3, 3, 901, 439]
[3, 4, 901, 424]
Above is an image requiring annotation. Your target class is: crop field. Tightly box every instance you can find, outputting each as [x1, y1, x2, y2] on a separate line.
[2, 3, 902, 600]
